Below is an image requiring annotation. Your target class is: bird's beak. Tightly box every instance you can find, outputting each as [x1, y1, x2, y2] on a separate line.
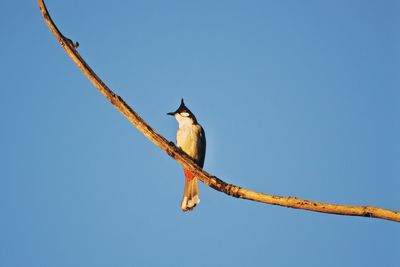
[167, 112, 175, 116]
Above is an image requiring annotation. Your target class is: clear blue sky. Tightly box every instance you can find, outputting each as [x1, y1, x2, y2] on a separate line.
[0, 1, 399, 266]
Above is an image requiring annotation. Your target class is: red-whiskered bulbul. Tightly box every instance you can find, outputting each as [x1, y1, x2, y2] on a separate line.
[168, 99, 206, 211]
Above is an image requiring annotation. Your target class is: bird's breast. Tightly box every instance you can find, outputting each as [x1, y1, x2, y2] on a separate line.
[176, 125, 202, 160]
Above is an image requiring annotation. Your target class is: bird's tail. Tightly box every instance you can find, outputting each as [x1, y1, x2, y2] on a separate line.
[181, 169, 200, 212]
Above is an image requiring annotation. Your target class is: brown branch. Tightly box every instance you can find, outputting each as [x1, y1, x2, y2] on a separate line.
[38, 0, 400, 223]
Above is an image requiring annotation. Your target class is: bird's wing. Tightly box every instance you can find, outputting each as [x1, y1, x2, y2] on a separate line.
[197, 126, 206, 168]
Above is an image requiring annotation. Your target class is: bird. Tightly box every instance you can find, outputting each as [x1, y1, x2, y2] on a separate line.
[168, 99, 206, 211]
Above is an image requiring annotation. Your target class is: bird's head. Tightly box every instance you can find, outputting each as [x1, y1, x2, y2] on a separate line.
[167, 99, 197, 124]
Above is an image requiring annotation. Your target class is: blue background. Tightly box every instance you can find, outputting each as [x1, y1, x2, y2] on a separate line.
[1, 0, 399, 266]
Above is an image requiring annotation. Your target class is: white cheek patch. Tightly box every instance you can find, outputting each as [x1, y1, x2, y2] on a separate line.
[180, 112, 190, 117]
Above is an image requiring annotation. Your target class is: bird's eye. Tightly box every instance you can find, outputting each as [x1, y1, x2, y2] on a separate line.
[180, 112, 190, 117]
